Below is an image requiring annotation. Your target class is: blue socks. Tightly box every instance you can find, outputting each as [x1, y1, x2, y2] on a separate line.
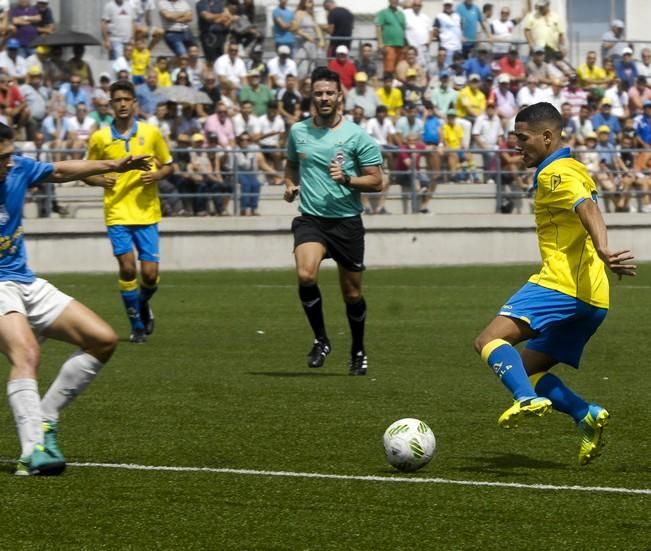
[481, 339, 536, 401]
[530, 372, 589, 423]
[119, 279, 144, 332]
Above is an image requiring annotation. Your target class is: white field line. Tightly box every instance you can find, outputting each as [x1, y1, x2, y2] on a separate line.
[55, 461, 650, 496]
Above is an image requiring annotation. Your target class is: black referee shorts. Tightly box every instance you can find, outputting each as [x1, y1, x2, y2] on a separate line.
[291, 214, 366, 272]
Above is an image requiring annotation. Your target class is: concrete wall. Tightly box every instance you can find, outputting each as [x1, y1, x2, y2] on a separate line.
[23, 214, 651, 273]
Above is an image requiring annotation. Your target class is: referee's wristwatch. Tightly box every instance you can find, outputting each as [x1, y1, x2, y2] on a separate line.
[342, 173, 351, 186]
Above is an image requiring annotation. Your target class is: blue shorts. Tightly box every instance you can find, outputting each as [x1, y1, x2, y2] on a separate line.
[498, 282, 608, 368]
[107, 224, 160, 263]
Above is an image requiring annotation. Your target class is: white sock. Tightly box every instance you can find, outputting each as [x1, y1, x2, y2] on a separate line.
[40, 351, 104, 422]
[7, 378, 44, 458]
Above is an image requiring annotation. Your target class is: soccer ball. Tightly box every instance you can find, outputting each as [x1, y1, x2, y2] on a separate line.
[383, 418, 436, 473]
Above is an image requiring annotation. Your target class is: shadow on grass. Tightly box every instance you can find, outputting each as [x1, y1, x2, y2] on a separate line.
[247, 371, 347, 377]
[453, 452, 566, 477]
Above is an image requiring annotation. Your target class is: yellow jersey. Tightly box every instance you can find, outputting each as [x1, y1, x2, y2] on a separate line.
[132, 47, 151, 77]
[376, 87, 403, 118]
[576, 63, 606, 88]
[528, 148, 609, 308]
[87, 121, 173, 226]
[442, 122, 463, 149]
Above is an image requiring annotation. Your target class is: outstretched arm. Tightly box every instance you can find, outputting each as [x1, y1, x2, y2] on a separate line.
[576, 198, 636, 277]
[47, 155, 152, 183]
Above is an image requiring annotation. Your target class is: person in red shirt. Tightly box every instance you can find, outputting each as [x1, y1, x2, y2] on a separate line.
[497, 44, 526, 88]
[0, 73, 30, 131]
[327, 45, 356, 90]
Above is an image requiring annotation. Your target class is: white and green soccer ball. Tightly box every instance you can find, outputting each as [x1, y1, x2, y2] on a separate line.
[383, 418, 436, 472]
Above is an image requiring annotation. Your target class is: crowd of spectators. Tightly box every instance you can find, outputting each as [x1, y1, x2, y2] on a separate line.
[3, 0, 651, 216]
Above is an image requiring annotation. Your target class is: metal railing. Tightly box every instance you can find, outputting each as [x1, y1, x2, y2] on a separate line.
[20, 146, 651, 217]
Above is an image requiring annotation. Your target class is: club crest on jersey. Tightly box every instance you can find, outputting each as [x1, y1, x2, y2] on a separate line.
[138, 136, 145, 146]
[550, 174, 561, 190]
[335, 150, 345, 165]
[0, 205, 8, 225]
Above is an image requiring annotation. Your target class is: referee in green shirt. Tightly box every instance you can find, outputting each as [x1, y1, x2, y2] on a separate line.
[284, 67, 383, 375]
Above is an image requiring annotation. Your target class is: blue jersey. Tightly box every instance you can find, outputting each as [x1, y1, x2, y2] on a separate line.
[0, 155, 54, 283]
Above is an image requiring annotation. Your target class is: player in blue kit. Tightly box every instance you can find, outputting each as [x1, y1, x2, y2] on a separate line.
[473, 103, 636, 465]
[284, 67, 383, 375]
[0, 122, 151, 475]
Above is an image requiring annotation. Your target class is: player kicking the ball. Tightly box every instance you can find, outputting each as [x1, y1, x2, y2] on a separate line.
[474, 102, 636, 465]
[0, 122, 152, 475]
[284, 67, 383, 375]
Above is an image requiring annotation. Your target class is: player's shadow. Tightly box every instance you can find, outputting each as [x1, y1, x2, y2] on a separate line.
[247, 371, 346, 377]
[453, 452, 566, 477]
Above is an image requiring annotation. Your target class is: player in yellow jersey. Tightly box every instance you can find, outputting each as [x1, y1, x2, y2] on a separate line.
[473, 102, 636, 465]
[86, 80, 174, 343]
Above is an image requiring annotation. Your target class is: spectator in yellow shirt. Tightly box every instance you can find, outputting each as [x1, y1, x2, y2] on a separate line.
[456, 74, 486, 122]
[576, 50, 610, 94]
[132, 36, 151, 86]
[155, 56, 172, 88]
[442, 108, 464, 179]
[376, 73, 403, 118]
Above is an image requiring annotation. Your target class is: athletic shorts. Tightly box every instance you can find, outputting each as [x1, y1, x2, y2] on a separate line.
[107, 224, 160, 262]
[498, 282, 608, 368]
[0, 278, 73, 334]
[291, 214, 365, 272]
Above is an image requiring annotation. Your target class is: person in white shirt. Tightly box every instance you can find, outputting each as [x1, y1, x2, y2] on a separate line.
[604, 78, 630, 119]
[111, 42, 133, 79]
[0, 39, 26, 79]
[214, 41, 247, 90]
[490, 5, 525, 58]
[516, 76, 547, 107]
[258, 100, 286, 171]
[635, 48, 651, 80]
[432, 2, 462, 66]
[67, 103, 97, 158]
[101, 0, 135, 60]
[472, 102, 502, 182]
[404, 0, 432, 68]
[232, 100, 262, 142]
[267, 45, 298, 90]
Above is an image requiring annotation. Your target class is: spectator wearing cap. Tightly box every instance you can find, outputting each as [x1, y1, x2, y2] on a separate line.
[0, 38, 26, 79]
[395, 46, 427, 88]
[238, 69, 274, 117]
[327, 45, 356, 90]
[615, 48, 638, 89]
[66, 45, 95, 88]
[25, 45, 48, 78]
[355, 43, 378, 86]
[576, 50, 610, 94]
[594, 124, 627, 210]
[455, 0, 490, 58]
[245, 45, 269, 85]
[601, 19, 630, 64]
[489, 5, 526, 59]
[292, 0, 325, 79]
[375, 0, 406, 76]
[523, 0, 565, 62]
[628, 76, 651, 116]
[429, 70, 457, 119]
[432, 2, 462, 67]
[635, 100, 651, 148]
[516, 75, 546, 108]
[441, 108, 464, 180]
[10, 0, 40, 56]
[525, 46, 554, 86]
[267, 46, 298, 91]
[101, 0, 135, 60]
[404, 0, 432, 68]
[493, 73, 516, 129]
[376, 73, 403, 119]
[19, 65, 48, 139]
[462, 45, 491, 81]
[272, 0, 295, 53]
[456, 73, 485, 123]
[592, 98, 621, 144]
[400, 68, 426, 107]
[321, 0, 353, 58]
[496, 44, 525, 86]
[214, 41, 247, 91]
[345, 72, 380, 118]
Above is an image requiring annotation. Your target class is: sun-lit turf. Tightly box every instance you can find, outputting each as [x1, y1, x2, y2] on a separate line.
[0, 266, 649, 549]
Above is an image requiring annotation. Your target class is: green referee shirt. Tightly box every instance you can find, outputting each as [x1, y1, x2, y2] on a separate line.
[286, 118, 383, 218]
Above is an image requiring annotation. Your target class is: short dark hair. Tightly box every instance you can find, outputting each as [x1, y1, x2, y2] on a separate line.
[376, 105, 388, 115]
[110, 79, 136, 99]
[515, 102, 562, 132]
[267, 100, 279, 110]
[310, 66, 341, 91]
[0, 122, 14, 142]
